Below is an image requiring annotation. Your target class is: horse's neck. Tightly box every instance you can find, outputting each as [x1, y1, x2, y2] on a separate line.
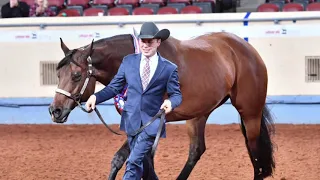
[158, 37, 180, 65]
[93, 34, 135, 86]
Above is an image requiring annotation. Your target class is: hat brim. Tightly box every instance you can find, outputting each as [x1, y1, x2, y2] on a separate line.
[138, 29, 170, 42]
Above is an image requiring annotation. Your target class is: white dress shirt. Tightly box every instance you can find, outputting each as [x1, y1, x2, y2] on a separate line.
[140, 53, 158, 84]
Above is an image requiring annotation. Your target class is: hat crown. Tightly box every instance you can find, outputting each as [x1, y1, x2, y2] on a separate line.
[137, 22, 170, 41]
[140, 22, 159, 36]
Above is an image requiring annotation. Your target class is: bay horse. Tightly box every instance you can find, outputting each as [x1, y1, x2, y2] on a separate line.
[49, 31, 276, 180]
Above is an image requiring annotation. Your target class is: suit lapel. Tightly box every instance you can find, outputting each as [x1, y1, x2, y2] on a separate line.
[143, 55, 166, 93]
[134, 53, 143, 93]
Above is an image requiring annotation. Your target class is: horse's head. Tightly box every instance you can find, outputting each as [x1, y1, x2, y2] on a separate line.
[49, 38, 97, 123]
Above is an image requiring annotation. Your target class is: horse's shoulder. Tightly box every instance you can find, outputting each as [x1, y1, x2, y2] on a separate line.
[160, 56, 178, 69]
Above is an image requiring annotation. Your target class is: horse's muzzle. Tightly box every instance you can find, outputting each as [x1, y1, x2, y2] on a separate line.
[48, 105, 71, 123]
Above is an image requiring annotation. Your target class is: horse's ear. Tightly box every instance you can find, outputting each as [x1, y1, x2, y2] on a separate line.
[89, 39, 94, 56]
[133, 27, 139, 38]
[60, 37, 70, 55]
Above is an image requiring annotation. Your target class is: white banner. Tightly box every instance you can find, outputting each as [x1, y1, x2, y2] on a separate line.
[0, 24, 319, 43]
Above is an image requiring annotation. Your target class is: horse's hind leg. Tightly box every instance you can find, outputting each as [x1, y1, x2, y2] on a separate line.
[108, 141, 130, 180]
[230, 89, 275, 180]
[176, 114, 209, 180]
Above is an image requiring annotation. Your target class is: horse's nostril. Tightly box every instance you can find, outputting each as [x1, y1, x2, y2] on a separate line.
[48, 106, 53, 115]
[52, 107, 62, 118]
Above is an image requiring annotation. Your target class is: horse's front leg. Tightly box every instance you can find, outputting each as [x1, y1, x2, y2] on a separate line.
[108, 140, 130, 180]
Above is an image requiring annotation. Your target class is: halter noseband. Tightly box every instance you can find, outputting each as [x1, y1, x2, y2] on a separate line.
[55, 56, 94, 108]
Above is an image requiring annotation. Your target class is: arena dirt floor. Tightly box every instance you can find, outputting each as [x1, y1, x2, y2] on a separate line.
[0, 124, 319, 180]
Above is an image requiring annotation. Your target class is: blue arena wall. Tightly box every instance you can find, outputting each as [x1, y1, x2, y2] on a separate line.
[1, 12, 320, 125]
[0, 95, 319, 125]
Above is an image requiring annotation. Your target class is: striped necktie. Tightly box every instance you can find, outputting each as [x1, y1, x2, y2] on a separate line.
[141, 57, 150, 90]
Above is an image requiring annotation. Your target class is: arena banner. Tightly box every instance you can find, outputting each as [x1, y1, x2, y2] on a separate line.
[0, 24, 319, 43]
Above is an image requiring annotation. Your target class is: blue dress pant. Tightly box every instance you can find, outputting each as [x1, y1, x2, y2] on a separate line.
[123, 130, 159, 180]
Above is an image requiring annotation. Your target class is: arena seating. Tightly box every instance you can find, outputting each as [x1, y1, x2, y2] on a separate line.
[107, 7, 130, 15]
[17, 0, 320, 17]
[47, 0, 66, 14]
[139, 0, 166, 14]
[257, 0, 320, 12]
[180, 5, 202, 13]
[58, 8, 82, 16]
[66, 0, 91, 15]
[83, 7, 107, 15]
[18, 0, 222, 16]
[157, 6, 179, 14]
[193, 0, 215, 13]
[257, 3, 279, 12]
[90, 0, 115, 13]
[306, 2, 320, 10]
[132, 6, 154, 14]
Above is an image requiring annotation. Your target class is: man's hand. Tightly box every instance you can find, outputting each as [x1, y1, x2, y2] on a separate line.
[160, 99, 172, 114]
[36, 6, 43, 15]
[85, 95, 97, 111]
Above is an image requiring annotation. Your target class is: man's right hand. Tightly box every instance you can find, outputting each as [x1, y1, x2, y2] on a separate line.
[85, 95, 97, 111]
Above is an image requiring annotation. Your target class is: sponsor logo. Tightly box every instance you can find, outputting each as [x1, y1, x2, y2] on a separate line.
[265, 30, 280, 34]
[282, 29, 287, 34]
[15, 35, 30, 39]
[32, 33, 37, 39]
[79, 34, 94, 38]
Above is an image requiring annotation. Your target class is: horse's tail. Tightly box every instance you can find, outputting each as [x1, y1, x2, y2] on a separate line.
[240, 105, 276, 178]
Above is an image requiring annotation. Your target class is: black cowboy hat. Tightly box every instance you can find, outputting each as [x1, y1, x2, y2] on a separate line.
[138, 22, 170, 42]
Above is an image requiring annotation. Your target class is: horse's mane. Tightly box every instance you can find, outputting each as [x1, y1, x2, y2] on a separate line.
[56, 34, 132, 70]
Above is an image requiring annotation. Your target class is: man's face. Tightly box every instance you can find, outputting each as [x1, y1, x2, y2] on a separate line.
[38, 0, 44, 6]
[10, 0, 18, 6]
[139, 38, 161, 58]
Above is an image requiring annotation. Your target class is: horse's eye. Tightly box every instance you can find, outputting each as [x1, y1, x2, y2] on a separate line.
[71, 72, 81, 82]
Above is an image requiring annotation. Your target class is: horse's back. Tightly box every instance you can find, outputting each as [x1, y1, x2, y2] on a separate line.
[163, 32, 268, 120]
[210, 32, 268, 85]
[199, 32, 265, 67]
[181, 32, 262, 58]
[178, 32, 267, 79]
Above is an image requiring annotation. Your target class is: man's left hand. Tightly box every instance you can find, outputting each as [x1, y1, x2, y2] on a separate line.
[160, 99, 172, 114]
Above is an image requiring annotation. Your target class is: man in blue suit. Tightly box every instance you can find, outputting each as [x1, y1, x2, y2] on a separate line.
[85, 22, 182, 180]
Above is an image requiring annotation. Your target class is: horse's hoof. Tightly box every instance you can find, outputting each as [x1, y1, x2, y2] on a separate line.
[253, 176, 263, 180]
